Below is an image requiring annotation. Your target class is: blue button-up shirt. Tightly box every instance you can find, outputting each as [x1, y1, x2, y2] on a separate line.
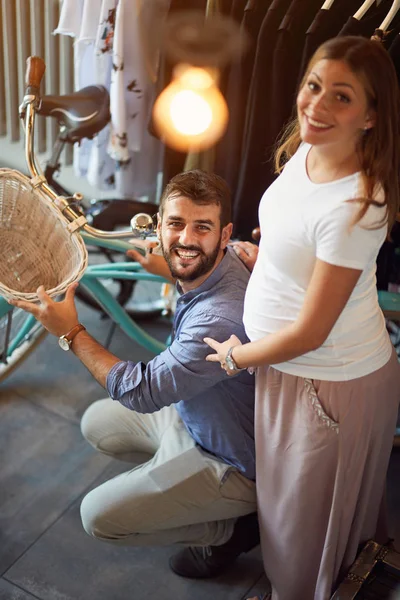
[106, 247, 255, 480]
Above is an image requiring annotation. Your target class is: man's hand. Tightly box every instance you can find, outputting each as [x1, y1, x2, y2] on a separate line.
[229, 241, 259, 272]
[9, 283, 80, 337]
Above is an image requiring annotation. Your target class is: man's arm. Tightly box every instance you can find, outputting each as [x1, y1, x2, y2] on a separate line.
[9, 283, 121, 388]
[10, 285, 247, 414]
[70, 330, 121, 387]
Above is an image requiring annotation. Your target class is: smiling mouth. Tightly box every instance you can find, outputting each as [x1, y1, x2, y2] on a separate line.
[174, 248, 201, 261]
[305, 115, 332, 129]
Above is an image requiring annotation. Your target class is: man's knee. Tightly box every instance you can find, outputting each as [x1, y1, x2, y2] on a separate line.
[80, 488, 130, 541]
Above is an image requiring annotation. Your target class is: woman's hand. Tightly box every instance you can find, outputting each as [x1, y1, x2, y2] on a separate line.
[204, 334, 243, 376]
[229, 241, 259, 272]
[8, 283, 80, 337]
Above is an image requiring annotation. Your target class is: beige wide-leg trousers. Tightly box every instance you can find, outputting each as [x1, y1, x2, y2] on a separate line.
[255, 349, 400, 600]
[80, 400, 256, 547]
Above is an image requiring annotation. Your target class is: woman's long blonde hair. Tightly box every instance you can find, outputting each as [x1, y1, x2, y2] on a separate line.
[275, 36, 400, 232]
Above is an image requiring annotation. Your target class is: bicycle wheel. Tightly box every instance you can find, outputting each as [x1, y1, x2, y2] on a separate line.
[0, 308, 47, 383]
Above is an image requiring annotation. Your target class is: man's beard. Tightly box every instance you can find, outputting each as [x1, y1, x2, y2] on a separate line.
[160, 236, 222, 282]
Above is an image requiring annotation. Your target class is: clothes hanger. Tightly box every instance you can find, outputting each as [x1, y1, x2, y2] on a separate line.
[354, 0, 379, 21]
[321, 0, 336, 9]
[378, 0, 400, 31]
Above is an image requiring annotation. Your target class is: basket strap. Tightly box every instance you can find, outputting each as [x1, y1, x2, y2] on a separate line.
[67, 215, 87, 233]
[31, 174, 46, 188]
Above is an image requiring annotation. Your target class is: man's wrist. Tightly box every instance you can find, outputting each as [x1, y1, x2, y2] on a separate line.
[58, 323, 86, 352]
[70, 325, 87, 351]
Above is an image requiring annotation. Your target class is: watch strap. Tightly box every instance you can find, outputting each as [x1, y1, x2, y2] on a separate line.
[226, 346, 243, 371]
[62, 323, 86, 344]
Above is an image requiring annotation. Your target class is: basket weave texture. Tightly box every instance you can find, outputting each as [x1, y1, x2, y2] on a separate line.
[0, 168, 88, 302]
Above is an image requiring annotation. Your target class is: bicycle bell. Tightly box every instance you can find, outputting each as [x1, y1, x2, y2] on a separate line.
[130, 213, 155, 237]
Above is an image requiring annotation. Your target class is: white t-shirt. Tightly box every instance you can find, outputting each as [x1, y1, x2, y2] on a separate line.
[243, 143, 392, 381]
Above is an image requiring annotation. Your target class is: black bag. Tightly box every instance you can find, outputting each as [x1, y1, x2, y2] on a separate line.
[331, 540, 400, 599]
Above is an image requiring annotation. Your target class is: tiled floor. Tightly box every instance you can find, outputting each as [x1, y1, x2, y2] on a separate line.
[0, 300, 398, 600]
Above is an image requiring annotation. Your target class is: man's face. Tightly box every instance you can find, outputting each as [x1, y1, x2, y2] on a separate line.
[157, 195, 232, 291]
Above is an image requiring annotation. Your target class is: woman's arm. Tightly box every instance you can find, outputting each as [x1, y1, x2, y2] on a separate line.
[205, 259, 362, 370]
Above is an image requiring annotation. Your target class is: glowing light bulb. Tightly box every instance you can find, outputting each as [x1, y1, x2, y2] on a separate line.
[152, 64, 228, 152]
[170, 90, 212, 135]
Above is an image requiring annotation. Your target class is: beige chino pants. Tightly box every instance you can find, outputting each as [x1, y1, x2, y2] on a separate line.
[80, 400, 256, 547]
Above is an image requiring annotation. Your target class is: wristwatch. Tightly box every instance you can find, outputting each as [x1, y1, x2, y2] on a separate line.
[225, 346, 244, 371]
[58, 323, 86, 351]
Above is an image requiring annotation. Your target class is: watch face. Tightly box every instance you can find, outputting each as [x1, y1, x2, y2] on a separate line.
[58, 336, 71, 351]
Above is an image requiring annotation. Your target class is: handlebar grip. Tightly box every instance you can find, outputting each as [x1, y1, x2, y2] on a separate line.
[25, 56, 46, 95]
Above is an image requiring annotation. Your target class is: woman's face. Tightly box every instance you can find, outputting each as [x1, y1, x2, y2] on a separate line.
[297, 58, 375, 151]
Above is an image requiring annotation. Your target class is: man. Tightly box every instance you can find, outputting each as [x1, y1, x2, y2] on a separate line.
[11, 170, 258, 578]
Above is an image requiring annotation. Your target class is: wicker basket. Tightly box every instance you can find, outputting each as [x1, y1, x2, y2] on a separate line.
[0, 168, 88, 303]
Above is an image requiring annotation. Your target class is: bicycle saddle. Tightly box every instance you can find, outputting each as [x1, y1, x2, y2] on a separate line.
[38, 85, 111, 142]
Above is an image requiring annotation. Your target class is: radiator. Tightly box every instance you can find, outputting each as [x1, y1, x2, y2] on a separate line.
[0, 0, 74, 165]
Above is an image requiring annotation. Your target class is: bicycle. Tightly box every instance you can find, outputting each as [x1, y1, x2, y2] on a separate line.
[37, 79, 167, 321]
[0, 56, 171, 383]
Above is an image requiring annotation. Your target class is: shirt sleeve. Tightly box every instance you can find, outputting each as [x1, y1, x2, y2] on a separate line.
[314, 200, 387, 270]
[106, 311, 249, 413]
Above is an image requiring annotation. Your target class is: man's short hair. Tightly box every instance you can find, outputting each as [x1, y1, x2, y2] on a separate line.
[159, 169, 232, 228]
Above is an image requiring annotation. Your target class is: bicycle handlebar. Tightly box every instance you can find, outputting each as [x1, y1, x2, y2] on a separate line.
[25, 56, 46, 96]
[21, 56, 155, 241]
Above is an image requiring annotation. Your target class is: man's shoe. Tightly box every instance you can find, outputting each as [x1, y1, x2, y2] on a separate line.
[169, 512, 260, 579]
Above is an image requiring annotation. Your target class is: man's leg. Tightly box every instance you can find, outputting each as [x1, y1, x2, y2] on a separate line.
[80, 399, 258, 576]
[80, 398, 173, 464]
[81, 406, 256, 542]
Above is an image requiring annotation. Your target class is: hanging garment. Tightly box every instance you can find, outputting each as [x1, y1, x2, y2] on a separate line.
[233, 0, 321, 240]
[54, 0, 167, 200]
[389, 32, 400, 83]
[338, 0, 394, 37]
[270, 0, 324, 145]
[220, 0, 247, 23]
[230, 0, 292, 239]
[214, 0, 272, 195]
[298, 0, 362, 84]
[100, 0, 168, 198]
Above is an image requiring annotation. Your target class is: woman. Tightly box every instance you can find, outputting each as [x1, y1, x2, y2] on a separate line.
[205, 36, 400, 600]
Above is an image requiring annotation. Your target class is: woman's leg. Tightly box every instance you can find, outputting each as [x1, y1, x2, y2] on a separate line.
[255, 352, 400, 600]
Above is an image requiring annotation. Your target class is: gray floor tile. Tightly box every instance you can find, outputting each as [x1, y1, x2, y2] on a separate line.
[0, 579, 39, 600]
[0, 394, 111, 574]
[5, 500, 263, 600]
[241, 575, 271, 600]
[5, 458, 263, 600]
